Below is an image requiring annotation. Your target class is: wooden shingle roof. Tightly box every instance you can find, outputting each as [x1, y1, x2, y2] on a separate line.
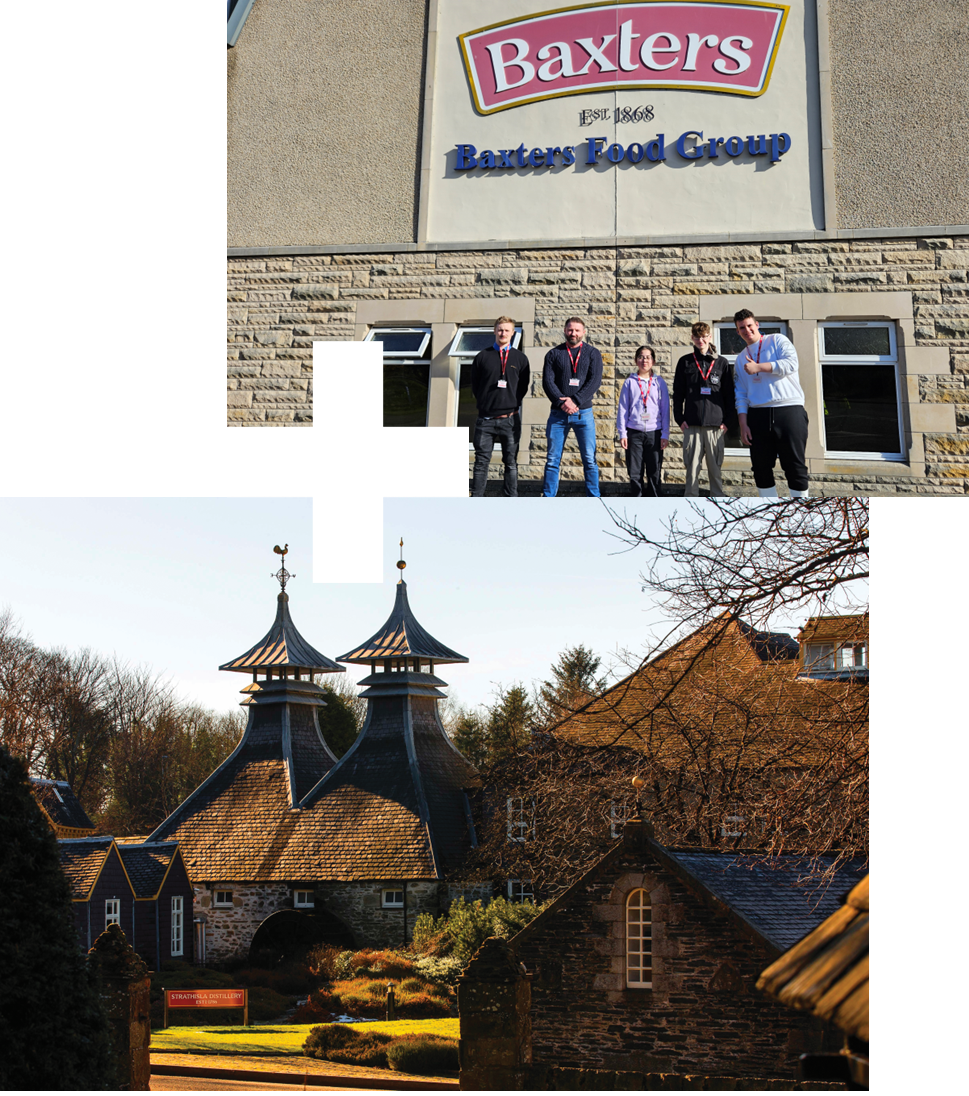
[797, 614, 868, 647]
[219, 591, 344, 675]
[337, 580, 468, 665]
[757, 875, 869, 1041]
[117, 842, 181, 898]
[58, 837, 116, 899]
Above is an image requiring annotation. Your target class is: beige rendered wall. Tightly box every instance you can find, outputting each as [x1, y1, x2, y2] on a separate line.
[827, 0, 969, 230]
[228, 0, 428, 248]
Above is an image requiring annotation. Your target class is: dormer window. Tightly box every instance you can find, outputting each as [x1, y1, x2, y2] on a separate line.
[804, 642, 867, 671]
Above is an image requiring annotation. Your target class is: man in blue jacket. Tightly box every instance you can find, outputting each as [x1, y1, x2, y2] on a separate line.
[541, 317, 603, 497]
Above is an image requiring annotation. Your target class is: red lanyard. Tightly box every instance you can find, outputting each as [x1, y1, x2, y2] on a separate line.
[752, 336, 765, 364]
[635, 374, 654, 409]
[567, 345, 582, 375]
[693, 352, 714, 382]
[499, 346, 508, 377]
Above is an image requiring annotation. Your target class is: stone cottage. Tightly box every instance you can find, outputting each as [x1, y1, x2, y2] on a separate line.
[145, 551, 478, 963]
[504, 816, 864, 1081]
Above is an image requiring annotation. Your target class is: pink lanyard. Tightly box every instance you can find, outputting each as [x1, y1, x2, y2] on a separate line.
[635, 374, 654, 411]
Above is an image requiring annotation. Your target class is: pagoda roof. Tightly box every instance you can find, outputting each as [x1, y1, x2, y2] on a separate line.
[219, 591, 344, 675]
[337, 580, 468, 665]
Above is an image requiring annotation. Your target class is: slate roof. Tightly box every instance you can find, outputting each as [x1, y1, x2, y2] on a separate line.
[117, 842, 180, 897]
[551, 615, 867, 764]
[31, 778, 95, 832]
[664, 850, 868, 951]
[58, 836, 115, 898]
[220, 591, 344, 674]
[757, 875, 869, 1041]
[337, 580, 468, 665]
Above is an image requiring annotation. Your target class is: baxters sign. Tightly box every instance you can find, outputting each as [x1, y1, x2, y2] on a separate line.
[459, 1, 789, 114]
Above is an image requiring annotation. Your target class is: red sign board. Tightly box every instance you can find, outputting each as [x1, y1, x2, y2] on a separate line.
[165, 989, 246, 1009]
[460, 1, 789, 113]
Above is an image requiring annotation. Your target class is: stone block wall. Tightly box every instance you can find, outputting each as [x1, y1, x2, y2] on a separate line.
[227, 235, 968, 493]
[512, 848, 839, 1079]
[195, 882, 291, 964]
[316, 880, 443, 950]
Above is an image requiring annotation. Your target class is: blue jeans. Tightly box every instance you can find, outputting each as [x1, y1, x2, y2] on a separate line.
[542, 407, 600, 497]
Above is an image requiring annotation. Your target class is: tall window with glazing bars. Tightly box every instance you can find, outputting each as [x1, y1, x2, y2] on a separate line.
[626, 889, 652, 988]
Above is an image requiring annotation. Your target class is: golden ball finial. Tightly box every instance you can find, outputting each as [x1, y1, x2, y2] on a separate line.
[397, 537, 406, 571]
[632, 775, 645, 791]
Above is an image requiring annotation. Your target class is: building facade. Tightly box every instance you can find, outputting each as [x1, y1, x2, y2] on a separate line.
[228, 1, 968, 494]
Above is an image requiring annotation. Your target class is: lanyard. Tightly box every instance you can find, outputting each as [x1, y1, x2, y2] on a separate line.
[566, 344, 582, 375]
[752, 336, 765, 364]
[693, 352, 714, 382]
[635, 374, 654, 410]
[499, 346, 508, 377]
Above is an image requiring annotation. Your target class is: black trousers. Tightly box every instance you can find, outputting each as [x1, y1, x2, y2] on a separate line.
[625, 429, 664, 496]
[472, 413, 521, 496]
[747, 405, 809, 491]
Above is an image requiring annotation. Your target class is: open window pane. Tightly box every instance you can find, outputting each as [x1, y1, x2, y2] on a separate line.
[384, 364, 430, 427]
[821, 364, 901, 454]
[365, 327, 431, 358]
[447, 327, 522, 357]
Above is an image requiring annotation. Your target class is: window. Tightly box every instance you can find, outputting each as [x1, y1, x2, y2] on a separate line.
[214, 890, 233, 907]
[171, 896, 184, 956]
[721, 814, 746, 838]
[507, 879, 534, 902]
[365, 327, 433, 427]
[449, 326, 523, 441]
[382, 889, 404, 909]
[105, 898, 120, 927]
[294, 890, 315, 908]
[819, 322, 902, 459]
[610, 799, 631, 839]
[506, 797, 536, 843]
[713, 322, 789, 452]
[626, 890, 652, 988]
[804, 641, 867, 671]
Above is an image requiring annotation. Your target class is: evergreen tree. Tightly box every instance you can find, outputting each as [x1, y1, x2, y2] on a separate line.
[450, 709, 489, 769]
[0, 744, 115, 1089]
[486, 685, 535, 761]
[535, 644, 607, 727]
[317, 684, 361, 758]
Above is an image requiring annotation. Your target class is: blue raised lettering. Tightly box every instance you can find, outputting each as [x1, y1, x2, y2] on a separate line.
[516, 143, 528, 167]
[561, 146, 576, 165]
[479, 150, 496, 169]
[528, 147, 546, 168]
[455, 144, 478, 171]
[723, 136, 743, 157]
[747, 134, 768, 156]
[770, 132, 792, 162]
[607, 142, 624, 163]
[626, 142, 645, 164]
[497, 149, 515, 168]
[707, 136, 725, 158]
[676, 131, 704, 160]
[586, 136, 607, 164]
[646, 134, 666, 162]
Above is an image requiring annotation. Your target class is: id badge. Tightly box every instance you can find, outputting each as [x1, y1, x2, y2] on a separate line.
[497, 379, 507, 388]
[700, 386, 712, 395]
[568, 378, 580, 387]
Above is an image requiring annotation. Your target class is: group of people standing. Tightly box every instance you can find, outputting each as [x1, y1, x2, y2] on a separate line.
[469, 310, 810, 499]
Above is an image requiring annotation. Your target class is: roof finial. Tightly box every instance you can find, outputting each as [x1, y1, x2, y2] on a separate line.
[272, 543, 293, 591]
[396, 537, 406, 580]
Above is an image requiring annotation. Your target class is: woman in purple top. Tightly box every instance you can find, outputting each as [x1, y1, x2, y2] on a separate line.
[616, 345, 670, 497]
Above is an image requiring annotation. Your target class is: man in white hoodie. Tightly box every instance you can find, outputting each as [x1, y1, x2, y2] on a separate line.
[733, 309, 810, 499]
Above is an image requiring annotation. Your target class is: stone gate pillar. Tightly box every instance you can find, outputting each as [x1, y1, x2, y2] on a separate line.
[458, 936, 534, 1090]
[88, 924, 151, 1090]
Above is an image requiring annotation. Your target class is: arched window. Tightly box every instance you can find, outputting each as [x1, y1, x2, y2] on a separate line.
[626, 889, 652, 988]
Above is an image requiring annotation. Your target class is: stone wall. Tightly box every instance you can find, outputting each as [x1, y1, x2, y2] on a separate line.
[316, 880, 443, 949]
[227, 235, 969, 493]
[512, 848, 839, 1079]
[195, 882, 291, 964]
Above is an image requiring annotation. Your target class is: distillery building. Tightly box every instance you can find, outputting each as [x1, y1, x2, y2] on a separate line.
[227, 1, 968, 495]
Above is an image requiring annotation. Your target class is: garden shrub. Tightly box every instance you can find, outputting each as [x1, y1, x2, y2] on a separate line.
[303, 1025, 393, 1068]
[386, 1035, 459, 1075]
[344, 949, 415, 981]
[306, 944, 343, 982]
[411, 955, 465, 987]
[412, 897, 542, 964]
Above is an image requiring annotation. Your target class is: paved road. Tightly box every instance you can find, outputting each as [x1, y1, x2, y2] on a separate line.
[152, 1076, 381, 1091]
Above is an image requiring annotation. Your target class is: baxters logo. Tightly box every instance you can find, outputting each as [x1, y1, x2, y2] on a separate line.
[459, 1, 789, 114]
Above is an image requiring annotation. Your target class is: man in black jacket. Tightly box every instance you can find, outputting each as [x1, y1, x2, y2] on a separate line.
[673, 321, 735, 497]
[470, 316, 530, 496]
[541, 316, 603, 497]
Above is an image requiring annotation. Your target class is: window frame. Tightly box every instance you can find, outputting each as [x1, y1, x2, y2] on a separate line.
[506, 878, 535, 903]
[381, 888, 404, 909]
[712, 321, 789, 456]
[293, 890, 315, 909]
[451, 326, 523, 440]
[213, 889, 233, 908]
[171, 896, 184, 957]
[105, 898, 121, 928]
[506, 796, 536, 843]
[625, 889, 652, 989]
[366, 326, 434, 428]
[818, 321, 903, 461]
[609, 798, 630, 840]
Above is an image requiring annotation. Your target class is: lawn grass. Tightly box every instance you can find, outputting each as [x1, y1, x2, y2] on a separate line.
[151, 1018, 460, 1057]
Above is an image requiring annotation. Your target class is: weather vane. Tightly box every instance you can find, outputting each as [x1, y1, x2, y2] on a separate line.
[272, 543, 293, 591]
[397, 537, 406, 573]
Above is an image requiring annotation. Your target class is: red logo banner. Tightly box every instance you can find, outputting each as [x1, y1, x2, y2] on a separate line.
[459, 1, 789, 114]
[166, 989, 246, 1009]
